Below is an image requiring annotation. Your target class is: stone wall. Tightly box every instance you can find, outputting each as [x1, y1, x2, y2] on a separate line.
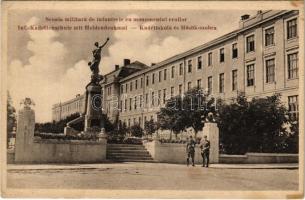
[220, 153, 298, 164]
[14, 106, 107, 164]
[144, 122, 220, 164]
[18, 138, 107, 164]
[144, 140, 219, 164]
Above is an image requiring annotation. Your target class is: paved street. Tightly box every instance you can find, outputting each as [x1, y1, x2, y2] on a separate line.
[7, 162, 298, 190]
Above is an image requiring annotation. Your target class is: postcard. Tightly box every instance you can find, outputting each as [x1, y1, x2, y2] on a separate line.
[1, 1, 304, 198]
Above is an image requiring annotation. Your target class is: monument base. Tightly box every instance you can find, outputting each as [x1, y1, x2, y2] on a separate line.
[202, 122, 219, 163]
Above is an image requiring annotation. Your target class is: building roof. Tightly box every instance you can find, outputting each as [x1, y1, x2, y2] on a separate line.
[119, 10, 293, 82]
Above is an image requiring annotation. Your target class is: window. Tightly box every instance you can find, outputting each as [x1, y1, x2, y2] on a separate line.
[287, 18, 297, 39]
[265, 27, 274, 46]
[129, 98, 132, 110]
[170, 87, 174, 97]
[288, 52, 298, 79]
[232, 43, 238, 58]
[140, 78, 143, 88]
[151, 92, 155, 106]
[120, 85, 124, 94]
[171, 66, 175, 78]
[208, 52, 212, 66]
[145, 93, 148, 105]
[219, 73, 224, 93]
[134, 96, 137, 110]
[125, 83, 128, 92]
[179, 84, 182, 95]
[187, 82, 192, 91]
[146, 75, 149, 86]
[197, 79, 202, 88]
[124, 99, 127, 111]
[158, 90, 161, 105]
[246, 35, 255, 52]
[197, 56, 202, 69]
[164, 69, 167, 80]
[188, 60, 192, 73]
[128, 119, 130, 127]
[220, 48, 224, 62]
[107, 86, 112, 95]
[120, 100, 122, 112]
[288, 95, 299, 121]
[179, 63, 183, 75]
[208, 76, 212, 94]
[152, 73, 155, 84]
[139, 117, 142, 126]
[246, 64, 255, 86]
[163, 89, 166, 104]
[266, 59, 275, 83]
[232, 70, 238, 91]
[130, 81, 133, 91]
[140, 95, 143, 108]
[135, 80, 138, 90]
[159, 71, 162, 82]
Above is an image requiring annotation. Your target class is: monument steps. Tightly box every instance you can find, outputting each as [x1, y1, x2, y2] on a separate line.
[106, 144, 154, 162]
[107, 151, 150, 156]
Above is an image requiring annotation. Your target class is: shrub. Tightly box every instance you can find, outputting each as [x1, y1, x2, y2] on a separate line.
[129, 124, 144, 138]
[216, 94, 297, 154]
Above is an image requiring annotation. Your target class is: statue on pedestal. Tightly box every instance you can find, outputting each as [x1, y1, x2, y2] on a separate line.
[84, 37, 110, 136]
[20, 97, 35, 109]
[88, 38, 109, 85]
[64, 37, 110, 139]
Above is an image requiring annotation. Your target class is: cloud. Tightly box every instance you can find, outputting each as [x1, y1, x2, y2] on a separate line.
[8, 17, 90, 122]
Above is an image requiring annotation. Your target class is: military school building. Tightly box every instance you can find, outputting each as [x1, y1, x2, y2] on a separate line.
[52, 10, 300, 128]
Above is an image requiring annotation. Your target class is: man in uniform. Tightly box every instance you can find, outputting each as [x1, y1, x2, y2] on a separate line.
[200, 135, 210, 167]
[186, 136, 196, 167]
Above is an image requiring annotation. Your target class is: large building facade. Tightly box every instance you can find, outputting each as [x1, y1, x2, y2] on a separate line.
[53, 10, 300, 127]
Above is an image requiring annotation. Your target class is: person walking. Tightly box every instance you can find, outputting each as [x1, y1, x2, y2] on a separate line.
[186, 136, 196, 167]
[200, 135, 210, 167]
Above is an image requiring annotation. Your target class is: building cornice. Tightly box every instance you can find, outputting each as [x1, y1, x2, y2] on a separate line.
[119, 10, 296, 83]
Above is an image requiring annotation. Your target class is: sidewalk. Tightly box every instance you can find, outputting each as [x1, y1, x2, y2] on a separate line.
[7, 162, 299, 170]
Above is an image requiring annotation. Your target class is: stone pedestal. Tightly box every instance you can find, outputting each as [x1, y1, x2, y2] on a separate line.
[202, 122, 219, 163]
[97, 128, 107, 141]
[15, 107, 35, 162]
[84, 84, 103, 133]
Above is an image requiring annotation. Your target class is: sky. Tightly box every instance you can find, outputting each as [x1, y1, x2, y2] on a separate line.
[7, 9, 257, 122]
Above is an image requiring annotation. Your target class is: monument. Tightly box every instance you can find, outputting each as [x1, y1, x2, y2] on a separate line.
[15, 98, 36, 162]
[65, 37, 110, 139]
[201, 112, 219, 163]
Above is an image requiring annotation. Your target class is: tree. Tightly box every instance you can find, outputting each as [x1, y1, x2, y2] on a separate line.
[144, 119, 159, 137]
[157, 87, 217, 139]
[7, 91, 17, 148]
[102, 113, 114, 132]
[181, 88, 217, 137]
[216, 94, 291, 154]
[129, 124, 144, 138]
[158, 96, 184, 140]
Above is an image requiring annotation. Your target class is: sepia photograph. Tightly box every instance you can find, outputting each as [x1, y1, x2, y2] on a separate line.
[1, 1, 304, 198]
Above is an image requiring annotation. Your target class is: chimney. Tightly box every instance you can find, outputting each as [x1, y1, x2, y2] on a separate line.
[123, 59, 130, 66]
[256, 10, 263, 21]
[241, 14, 250, 21]
[239, 14, 250, 28]
[115, 65, 119, 70]
[151, 63, 156, 66]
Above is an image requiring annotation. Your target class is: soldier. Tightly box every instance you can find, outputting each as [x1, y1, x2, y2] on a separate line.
[200, 135, 210, 167]
[186, 136, 196, 167]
